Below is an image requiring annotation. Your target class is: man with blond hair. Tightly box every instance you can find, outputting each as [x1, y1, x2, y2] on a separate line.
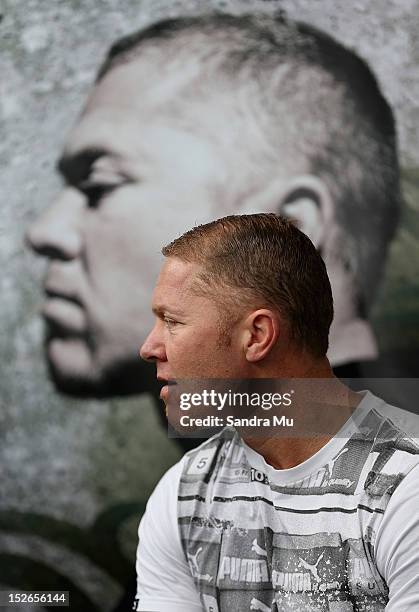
[137, 213, 419, 611]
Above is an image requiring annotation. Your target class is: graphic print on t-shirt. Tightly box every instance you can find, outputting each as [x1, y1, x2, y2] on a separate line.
[178, 402, 419, 611]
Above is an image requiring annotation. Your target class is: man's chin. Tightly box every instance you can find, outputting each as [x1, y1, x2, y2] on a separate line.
[45, 337, 159, 399]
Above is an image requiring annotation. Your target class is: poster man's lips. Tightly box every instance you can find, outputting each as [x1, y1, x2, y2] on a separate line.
[42, 297, 87, 334]
[44, 286, 83, 306]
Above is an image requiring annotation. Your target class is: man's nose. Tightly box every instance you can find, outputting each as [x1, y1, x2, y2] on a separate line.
[25, 187, 83, 260]
[140, 323, 166, 362]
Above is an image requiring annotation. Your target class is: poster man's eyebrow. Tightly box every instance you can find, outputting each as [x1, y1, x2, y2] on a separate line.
[56, 147, 110, 183]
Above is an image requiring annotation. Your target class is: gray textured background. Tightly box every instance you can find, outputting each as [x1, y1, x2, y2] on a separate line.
[1, 0, 418, 610]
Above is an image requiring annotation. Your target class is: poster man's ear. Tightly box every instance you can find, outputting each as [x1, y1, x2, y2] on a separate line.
[238, 175, 334, 249]
[280, 176, 334, 248]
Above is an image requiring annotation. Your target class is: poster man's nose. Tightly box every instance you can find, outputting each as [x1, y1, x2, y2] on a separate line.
[25, 188, 83, 260]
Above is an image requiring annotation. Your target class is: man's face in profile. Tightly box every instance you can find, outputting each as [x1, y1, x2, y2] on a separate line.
[140, 257, 246, 406]
[27, 58, 223, 395]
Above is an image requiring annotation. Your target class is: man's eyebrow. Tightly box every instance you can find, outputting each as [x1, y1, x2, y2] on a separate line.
[56, 147, 110, 184]
[152, 304, 184, 317]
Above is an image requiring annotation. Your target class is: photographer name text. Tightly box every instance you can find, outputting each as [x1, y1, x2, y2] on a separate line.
[179, 414, 294, 428]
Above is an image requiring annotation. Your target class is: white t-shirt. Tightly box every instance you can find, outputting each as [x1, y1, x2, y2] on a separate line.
[135, 392, 419, 611]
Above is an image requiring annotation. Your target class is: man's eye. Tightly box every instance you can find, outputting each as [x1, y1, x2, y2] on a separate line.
[164, 318, 178, 329]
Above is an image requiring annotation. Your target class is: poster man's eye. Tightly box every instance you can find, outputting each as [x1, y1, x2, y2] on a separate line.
[81, 182, 116, 208]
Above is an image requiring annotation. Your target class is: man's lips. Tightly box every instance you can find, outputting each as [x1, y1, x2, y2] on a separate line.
[42, 295, 87, 335]
[160, 384, 169, 401]
[157, 376, 171, 401]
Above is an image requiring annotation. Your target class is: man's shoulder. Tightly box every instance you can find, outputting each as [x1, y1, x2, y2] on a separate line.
[363, 393, 419, 452]
[357, 394, 419, 497]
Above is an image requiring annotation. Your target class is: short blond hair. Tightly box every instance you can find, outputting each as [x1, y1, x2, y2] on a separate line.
[163, 213, 333, 357]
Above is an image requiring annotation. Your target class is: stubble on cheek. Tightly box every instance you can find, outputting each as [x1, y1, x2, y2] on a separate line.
[215, 316, 234, 349]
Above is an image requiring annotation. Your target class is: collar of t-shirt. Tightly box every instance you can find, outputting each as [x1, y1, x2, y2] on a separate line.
[240, 390, 377, 486]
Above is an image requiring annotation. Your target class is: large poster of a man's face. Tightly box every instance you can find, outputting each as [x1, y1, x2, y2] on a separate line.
[26, 12, 406, 396]
[2, 2, 418, 609]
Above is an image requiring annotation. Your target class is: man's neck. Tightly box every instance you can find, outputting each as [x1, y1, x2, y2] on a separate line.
[243, 367, 362, 470]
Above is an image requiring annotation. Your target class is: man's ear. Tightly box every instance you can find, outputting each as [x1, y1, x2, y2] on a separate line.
[237, 175, 334, 249]
[243, 309, 280, 363]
